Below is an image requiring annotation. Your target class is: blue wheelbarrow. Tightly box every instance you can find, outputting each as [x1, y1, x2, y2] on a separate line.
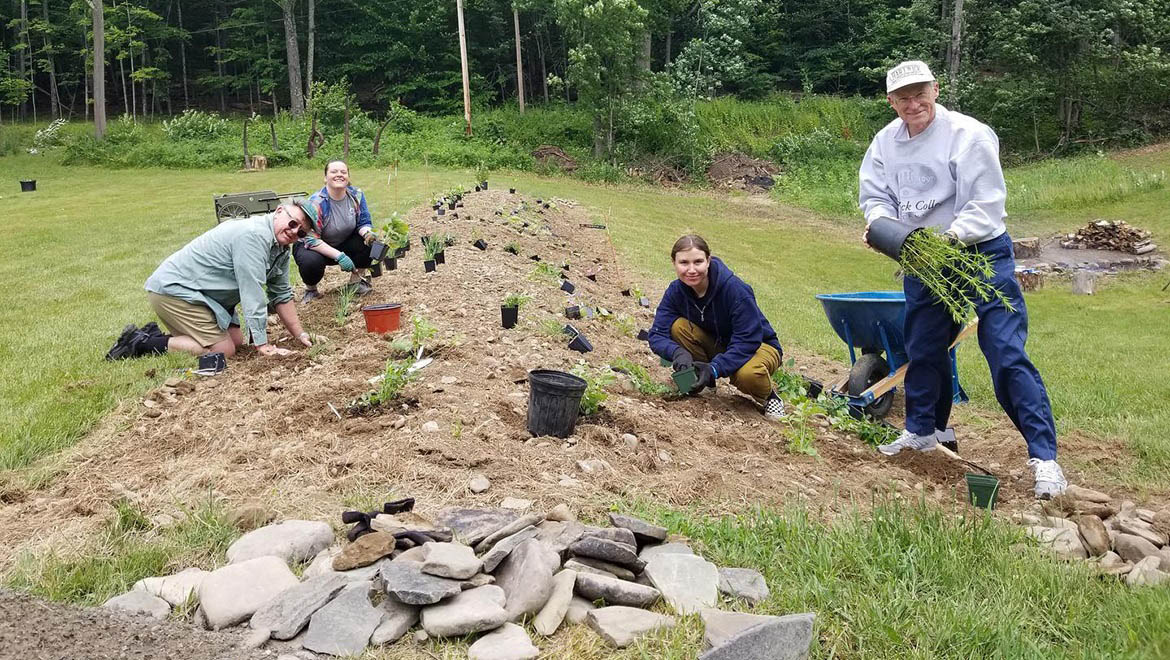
[814, 291, 974, 418]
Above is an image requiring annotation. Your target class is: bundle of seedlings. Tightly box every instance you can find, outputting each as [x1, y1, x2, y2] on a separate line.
[898, 229, 1016, 323]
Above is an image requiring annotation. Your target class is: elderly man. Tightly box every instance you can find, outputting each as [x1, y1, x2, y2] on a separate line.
[858, 60, 1066, 499]
[106, 201, 316, 361]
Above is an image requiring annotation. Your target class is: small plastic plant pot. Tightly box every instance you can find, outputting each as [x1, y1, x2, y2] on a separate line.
[530, 255, 541, 262]
[361, 303, 403, 334]
[197, 351, 227, 374]
[567, 333, 593, 353]
[585, 273, 597, 282]
[659, 356, 672, 368]
[433, 203, 441, 210]
[965, 473, 1000, 510]
[369, 261, 383, 278]
[671, 366, 698, 394]
[638, 297, 651, 308]
[565, 305, 581, 319]
[369, 241, 389, 262]
[435, 251, 446, 265]
[475, 185, 481, 192]
[437, 208, 446, 216]
[20, 180, 36, 193]
[526, 369, 587, 438]
[386, 257, 398, 271]
[424, 260, 436, 273]
[473, 239, 488, 250]
[636, 329, 649, 341]
[865, 216, 921, 261]
[562, 324, 580, 337]
[621, 289, 631, 297]
[448, 201, 456, 210]
[509, 187, 516, 194]
[481, 180, 488, 189]
[501, 305, 519, 329]
[395, 247, 407, 258]
[560, 280, 575, 294]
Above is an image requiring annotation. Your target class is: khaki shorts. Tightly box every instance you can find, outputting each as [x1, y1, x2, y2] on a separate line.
[147, 292, 227, 348]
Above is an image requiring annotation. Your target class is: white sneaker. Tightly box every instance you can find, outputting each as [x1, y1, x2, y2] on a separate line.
[762, 393, 786, 421]
[878, 430, 938, 456]
[1028, 458, 1067, 500]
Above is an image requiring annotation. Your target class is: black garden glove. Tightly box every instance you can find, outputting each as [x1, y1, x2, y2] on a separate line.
[671, 348, 694, 372]
[693, 362, 716, 390]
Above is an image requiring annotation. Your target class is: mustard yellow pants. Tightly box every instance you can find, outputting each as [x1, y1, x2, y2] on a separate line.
[671, 318, 780, 402]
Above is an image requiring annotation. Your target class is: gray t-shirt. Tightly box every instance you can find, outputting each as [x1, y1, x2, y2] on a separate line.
[321, 195, 357, 246]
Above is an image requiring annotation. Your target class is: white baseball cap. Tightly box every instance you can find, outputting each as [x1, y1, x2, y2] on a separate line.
[886, 60, 935, 93]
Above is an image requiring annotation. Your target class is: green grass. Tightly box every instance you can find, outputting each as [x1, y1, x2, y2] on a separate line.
[5, 495, 238, 606]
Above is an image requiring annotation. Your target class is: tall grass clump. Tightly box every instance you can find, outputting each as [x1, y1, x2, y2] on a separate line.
[1006, 152, 1167, 212]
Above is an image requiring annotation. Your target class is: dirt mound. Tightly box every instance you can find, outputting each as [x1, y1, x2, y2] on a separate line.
[707, 152, 780, 192]
[532, 145, 578, 172]
[0, 189, 1149, 569]
[1061, 219, 1157, 254]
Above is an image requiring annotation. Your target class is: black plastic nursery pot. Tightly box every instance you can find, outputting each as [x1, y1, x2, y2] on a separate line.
[509, 187, 516, 194]
[567, 333, 593, 353]
[395, 247, 407, 258]
[866, 216, 921, 261]
[437, 208, 446, 216]
[370, 261, 383, 278]
[20, 179, 36, 192]
[565, 305, 581, 319]
[474, 239, 488, 250]
[621, 289, 631, 297]
[369, 241, 389, 262]
[448, 201, 456, 210]
[433, 203, 441, 211]
[563, 324, 580, 337]
[560, 280, 575, 294]
[424, 260, 436, 273]
[530, 255, 541, 262]
[672, 366, 698, 394]
[386, 257, 398, 271]
[636, 329, 649, 341]
[966, 473, 1000, 510]
[526, 369, 587, 438]
[197, 351, 227, 374]
[585, 273, 597, 282]
[481, 180, 488, 189]
[435, 251, 446, 265]
[501, 305, 519, 329]
[475, 185, 482, 192]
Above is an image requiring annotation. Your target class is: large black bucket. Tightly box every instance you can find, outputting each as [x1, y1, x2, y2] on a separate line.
[20, 180, 36, 192]
[866, 217, 920, 261]
[526, 369, 587, 438]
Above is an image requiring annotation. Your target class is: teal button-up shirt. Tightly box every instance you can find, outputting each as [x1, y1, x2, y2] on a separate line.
[145, 213, 293, 345]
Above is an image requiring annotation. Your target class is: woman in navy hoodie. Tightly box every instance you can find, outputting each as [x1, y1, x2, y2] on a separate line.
[648, 234, 786, 419]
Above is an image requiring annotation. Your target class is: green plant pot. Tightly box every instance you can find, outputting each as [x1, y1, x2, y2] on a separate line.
[672, 366, 698, 394]
[965, 473, 1000, 510]
[659, 356, 671, 368]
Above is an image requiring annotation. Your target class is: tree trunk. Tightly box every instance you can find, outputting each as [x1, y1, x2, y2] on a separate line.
[119, 53, 127, 116]
[664, 29, 671, 68]
[177, 0, 188, 108]
[215, 5, 225, 112]
[93, 0, 107, 138]
[126, 5, 136, 120]
[21, 0, 33, 121]
[513, 5, 524, 113]
[947, 0, 963, 111]
[305, 0, 315, 99]
[638, 31, 651, 72]
[281, 0, 304, 116]
[456, 0, 472, 135]
[42, 0, 60, 118]
[538, 30, 547, 102]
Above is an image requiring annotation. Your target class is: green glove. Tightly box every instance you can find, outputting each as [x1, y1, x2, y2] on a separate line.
[336, 253, 355, 272]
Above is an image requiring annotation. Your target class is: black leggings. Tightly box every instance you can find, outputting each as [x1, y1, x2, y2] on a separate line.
[293, 231, 374, 286]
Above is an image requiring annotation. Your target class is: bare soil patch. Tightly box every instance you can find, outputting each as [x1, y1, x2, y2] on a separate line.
[0, 189, 1157, 570]
[707, 152, 779, 192]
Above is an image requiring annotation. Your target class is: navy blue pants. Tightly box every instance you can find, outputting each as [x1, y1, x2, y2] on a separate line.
[902, 232, 1057, 460]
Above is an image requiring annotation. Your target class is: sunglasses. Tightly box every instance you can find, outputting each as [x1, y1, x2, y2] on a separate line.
[287, 220, 307, 238]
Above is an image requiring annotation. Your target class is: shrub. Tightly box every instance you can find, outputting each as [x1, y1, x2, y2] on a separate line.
[33, 119, 68, 148]
[163, 110, 231, 141]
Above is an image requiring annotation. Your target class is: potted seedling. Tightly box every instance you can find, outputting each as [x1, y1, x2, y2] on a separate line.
[565, 305, 582, 319]
[560, 280, 576, 294]
[567, 332, 593, 353]
[621, 288, 631, 296]
[509, 187, 516, 194]
[501, 292, 531, 329]
[473, 239, 488, 250]
[475, 162, 489, 190]
[370, 260, 383, 278]
[504, 242, 520, 255]
[636, 329, 649, 341]
[423, 236, 444, 267]
[21, 180, 36, 193]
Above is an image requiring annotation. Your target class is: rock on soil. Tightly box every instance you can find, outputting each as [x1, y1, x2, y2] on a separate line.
[249, 572, 349, 640]
[1126, 557, 1170, 587]
[102, 590, 171, 620]
[422, 541, 483, 580]
[436, 508, 521, 547]
[197, 556, 299, 630]
[133, 567, 208, 607]
[698, 612, 815, 660]
[1114, 533, 1162, 564]
[608, 513, 668, 546]
[533, 569, 577, 636]
[420, 585, 509, 638]
[574, 572, 661, 608]
[565, 596, 596, 624]
[300, 581, 383, 656]
[717, 568, 770, 605]
[482, 526, 541, 573]
[225, 520, 334, 565]
[643, 553, 720, 614]
[370, 597, 419, 645]
[380, 561, 464, 605]
[700, 609, 782, 649]
[569, 536, 644, 570]
[586, 605, 676, 648]
[1025, 526, 1088, 560]
[333, 531, 397, 570]
[467, 622, 541, 660]
[639, 542, 694, 562]
[1072, 516, 1111, 557]
[476, 513, 545, 554]
[494, 539, 560, 620]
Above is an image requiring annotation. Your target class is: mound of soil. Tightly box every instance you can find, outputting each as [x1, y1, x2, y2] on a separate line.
[707, 153, 780, 192]
[532, 145, 578, 172]
[0, 188, 1146, 570]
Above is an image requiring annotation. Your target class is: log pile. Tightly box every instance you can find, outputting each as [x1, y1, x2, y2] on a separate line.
[1061, 220, 1157, 255]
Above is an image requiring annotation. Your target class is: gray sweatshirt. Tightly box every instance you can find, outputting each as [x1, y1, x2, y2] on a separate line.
[858, 104, 1007, 246]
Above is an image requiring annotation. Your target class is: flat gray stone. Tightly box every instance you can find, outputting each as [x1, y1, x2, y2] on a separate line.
[1073, 516, 1111, 557]
[587, 606, 675, 648]
[584, 527, 638, 548]
[1066, 484, 1111, 503]
[718, 568, 770, 605]
[422, 542, 483, 580]
[608, 514, 668, 546]
[1025, 526, 1087, 560]
[133, 567, 208, 607]
[644, 553, 719, 614]
[533, 569, 577, 636]
[494, 539, 560, 621]
[250, 572, 349, 640]
[699, 612, 816, 660]
[1115, 533, 1161, 564]
[370, 596, 419, 645]
[380, 560, 464, 605]
[482, 526, 540, 573]
[102, 590, 170, 620]
[436, 508, 522, 546]
[546, 504, 575, 522]
[1126, 556, 1170, 587]
[226, 520, 334, 565]
[700, 608, 782, 649]
[420, 585, 508, 638]
[564, 559, 618, 579]
[536, 520, 587, 554]
[475, 513, 546, 554]
[570, 536, 645, 571]
[467, 622, 540, 660]
[301, 581, 382, 656]
[565, 596, 595, 624]
[1119, 519, 1169, 547]
[198, 556, 299, 630]
[639, 542, 694, 562]
[574, 572, 660, 608]
[565, 557, 634, 581]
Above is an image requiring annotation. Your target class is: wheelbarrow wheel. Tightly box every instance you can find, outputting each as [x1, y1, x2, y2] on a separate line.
[848, 353, 894, 418]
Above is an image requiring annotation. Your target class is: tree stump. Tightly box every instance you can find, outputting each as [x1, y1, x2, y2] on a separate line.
[1072, 271, 1097, 295]
[251, 155, 268, 170]
[1013, 237, 1041, 259]
[1015, 268, 1044, 292]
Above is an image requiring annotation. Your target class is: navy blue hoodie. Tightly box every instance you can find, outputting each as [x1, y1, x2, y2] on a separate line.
[648, 256, 781, 378]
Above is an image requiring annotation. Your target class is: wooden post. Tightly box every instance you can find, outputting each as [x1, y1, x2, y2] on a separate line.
[456, 0, 473, 136]
[513, 5, 524, 113]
